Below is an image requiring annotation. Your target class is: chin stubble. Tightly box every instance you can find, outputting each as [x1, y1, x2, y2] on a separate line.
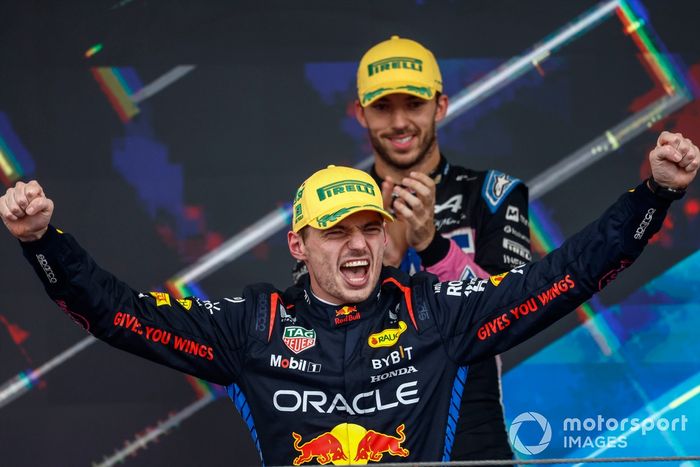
[371, 124, 437, 171]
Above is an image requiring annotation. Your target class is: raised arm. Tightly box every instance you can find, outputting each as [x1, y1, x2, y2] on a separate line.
[1, 181, 248, 385]
[427, 131, 699, 364]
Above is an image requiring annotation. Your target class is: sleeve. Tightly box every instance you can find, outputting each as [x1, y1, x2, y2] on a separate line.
[21, 227, 248, 385]
[426, 182, 669, 365]
[419, 234, 490, 281]
[475, 182, 531, 274]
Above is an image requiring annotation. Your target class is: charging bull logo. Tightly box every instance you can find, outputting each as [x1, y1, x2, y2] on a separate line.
[292, 432, 348, 465]
[354, 424, 409, 462]
[335, 305, 357, 317]
[291, 423, 409, 465]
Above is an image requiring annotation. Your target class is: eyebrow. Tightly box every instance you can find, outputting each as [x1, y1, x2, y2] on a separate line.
[323, 220, 382, 235]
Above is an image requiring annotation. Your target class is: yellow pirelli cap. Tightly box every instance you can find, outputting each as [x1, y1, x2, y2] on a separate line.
[292, 165, 393, 232]
[357, 35, 443, 107]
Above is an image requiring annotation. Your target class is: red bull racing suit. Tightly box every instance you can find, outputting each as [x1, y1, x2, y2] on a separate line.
[21, 182, 668, 465]
[371, 156, 530, 461]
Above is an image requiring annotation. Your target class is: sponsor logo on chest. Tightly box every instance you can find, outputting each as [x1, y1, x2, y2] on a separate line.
[270, 354, 321, 373]
[283, 326, 317, 354]
[368, 321, 407, 348]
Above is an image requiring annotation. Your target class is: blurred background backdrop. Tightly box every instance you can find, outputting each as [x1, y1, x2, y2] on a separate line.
[1, 0, 699, 465]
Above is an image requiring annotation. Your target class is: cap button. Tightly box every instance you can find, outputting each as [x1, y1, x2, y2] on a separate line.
[391, 35, 399, 40]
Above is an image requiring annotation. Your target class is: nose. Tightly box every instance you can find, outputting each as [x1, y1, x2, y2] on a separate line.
[389, 107, 409, 130]
[347, 229, 368, 251]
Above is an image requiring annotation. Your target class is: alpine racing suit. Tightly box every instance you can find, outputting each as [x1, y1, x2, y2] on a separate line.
[21, 182, 667, 466]
[371, 155, 529, 460]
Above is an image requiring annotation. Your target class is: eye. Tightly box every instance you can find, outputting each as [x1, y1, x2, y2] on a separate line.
[324, 229, 345, 239]
[371, 102, 388, 112]
[364, 225, 382, 235]
[408, 99, 425, 110]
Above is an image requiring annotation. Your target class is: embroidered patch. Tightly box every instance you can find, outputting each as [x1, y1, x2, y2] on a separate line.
[283, 326, 316, 354]
[482, 170, 520, 213]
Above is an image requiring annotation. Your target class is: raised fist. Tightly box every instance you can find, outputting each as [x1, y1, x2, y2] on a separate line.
[0, 180, 54, 242]
[649, 131, 699, 190]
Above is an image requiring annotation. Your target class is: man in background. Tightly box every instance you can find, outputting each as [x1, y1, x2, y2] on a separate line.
[356, 35, 530, 462]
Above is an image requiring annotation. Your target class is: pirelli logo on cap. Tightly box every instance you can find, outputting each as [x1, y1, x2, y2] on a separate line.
[316, 179, 376, 201]
[367, 56, 423, 76]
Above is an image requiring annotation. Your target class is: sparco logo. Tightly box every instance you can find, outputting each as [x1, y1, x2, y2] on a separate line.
[36, 254, 57, 284]
[270, 354, 321, 373]
[509, 411, 552, 455]
[634, 208, 656, 240]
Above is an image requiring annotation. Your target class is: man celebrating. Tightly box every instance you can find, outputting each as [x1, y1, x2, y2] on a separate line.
[1, 132, 697, 465]
[356, 35, 531, 460]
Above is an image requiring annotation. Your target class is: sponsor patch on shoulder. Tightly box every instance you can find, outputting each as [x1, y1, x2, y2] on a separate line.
[489, 271, 509, 286]
[176, 299, 192, 310]
[149, 291, 171, 307]
[482, 170, 520, 213]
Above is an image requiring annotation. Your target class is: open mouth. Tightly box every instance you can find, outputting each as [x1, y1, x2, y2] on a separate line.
[388, 134, 414, 150]
[340, 259, 370, 287]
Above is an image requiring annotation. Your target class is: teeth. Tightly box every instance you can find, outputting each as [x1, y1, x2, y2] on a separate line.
[394, 136, 412, 143]
[343, 260, 368, 268]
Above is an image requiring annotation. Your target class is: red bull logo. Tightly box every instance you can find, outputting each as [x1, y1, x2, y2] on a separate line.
[292, 432, 348, 465]
[354, 424, 409, 462]
[335, 305, 357, 317]
[334, 306, 361, 326]
[291, 423, 409, 465]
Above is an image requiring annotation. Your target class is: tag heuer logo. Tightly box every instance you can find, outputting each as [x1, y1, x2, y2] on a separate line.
[283, 326, 317, 354]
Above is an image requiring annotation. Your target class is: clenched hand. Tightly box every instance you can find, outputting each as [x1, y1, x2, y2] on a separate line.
[0, 180, 54, 242]
[649, 131, 699, 189]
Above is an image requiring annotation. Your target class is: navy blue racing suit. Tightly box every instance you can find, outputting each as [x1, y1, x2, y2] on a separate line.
[21, 182, 668, 465]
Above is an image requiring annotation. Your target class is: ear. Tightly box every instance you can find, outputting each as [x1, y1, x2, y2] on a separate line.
[434, 93, 449, 123]
[288, 230, 307, 261]
[354, 100, 368, 128]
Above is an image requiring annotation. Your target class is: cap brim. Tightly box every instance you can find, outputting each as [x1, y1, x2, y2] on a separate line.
[308, 204, 394, 230]
[361, 83, 435, 107]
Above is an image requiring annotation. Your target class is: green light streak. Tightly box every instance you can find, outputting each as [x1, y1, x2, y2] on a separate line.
[619, 1, 684, 93]
[85, 43, 103, 58]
